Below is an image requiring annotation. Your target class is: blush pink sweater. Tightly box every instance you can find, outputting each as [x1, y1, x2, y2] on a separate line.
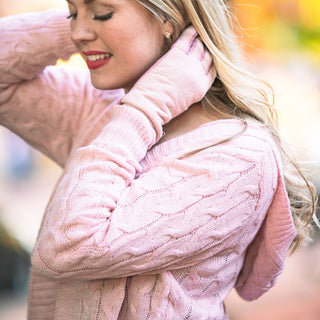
[0, 10, 296, 320]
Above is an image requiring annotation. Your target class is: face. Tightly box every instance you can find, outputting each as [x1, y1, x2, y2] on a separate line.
[67, 0, 166, 91]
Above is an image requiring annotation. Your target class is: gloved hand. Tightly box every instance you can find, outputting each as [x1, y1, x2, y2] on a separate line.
[121, 25, 216, 141]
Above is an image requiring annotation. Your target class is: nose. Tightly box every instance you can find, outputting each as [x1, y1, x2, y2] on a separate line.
[70, 16, 96, 44]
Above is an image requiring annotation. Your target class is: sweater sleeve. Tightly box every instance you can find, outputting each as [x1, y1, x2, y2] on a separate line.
[0, 9, 121, 166]
[31, 123, 280, 280]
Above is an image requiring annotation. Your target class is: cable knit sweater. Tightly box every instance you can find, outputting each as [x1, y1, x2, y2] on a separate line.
[0, 9, 296, 320]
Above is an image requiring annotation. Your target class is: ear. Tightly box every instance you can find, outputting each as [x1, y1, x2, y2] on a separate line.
[161, 17, 174, 39]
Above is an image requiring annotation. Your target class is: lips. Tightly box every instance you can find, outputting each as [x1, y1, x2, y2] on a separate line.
[83, 51, 112, 70]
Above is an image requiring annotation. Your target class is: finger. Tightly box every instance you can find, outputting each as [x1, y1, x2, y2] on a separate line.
[189, 36, 205, 58]
[206, 64, 217, 82]
[172, 25, 197, 51]
[185, 29, 198, 55]
[200, 48, 215, 77]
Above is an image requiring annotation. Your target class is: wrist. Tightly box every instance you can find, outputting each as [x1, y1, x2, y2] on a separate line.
[47, 9, 77, 60]
[92, 104, 157, 159]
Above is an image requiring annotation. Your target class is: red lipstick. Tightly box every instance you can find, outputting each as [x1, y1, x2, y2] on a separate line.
[82, 51, 112, 70]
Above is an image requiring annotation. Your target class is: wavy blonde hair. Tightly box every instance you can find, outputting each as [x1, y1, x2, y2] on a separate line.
[137, 0, 318, 252]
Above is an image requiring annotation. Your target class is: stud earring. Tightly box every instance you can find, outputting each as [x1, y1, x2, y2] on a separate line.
[164, 31, 171, 39]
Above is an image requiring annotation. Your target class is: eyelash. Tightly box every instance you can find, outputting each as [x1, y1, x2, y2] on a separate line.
[67, 13, 77, 20]
[66, 12, 114, 21]
[94, 12, 114, 21]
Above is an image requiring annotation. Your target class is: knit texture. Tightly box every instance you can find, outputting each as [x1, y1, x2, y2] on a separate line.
[0, 10, 296, 320]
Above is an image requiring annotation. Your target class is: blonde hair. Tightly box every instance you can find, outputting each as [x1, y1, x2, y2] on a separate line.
[137, 0, 318, 252]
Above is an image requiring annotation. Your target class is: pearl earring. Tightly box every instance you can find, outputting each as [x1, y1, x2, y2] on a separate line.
[164, 31, 171, 39]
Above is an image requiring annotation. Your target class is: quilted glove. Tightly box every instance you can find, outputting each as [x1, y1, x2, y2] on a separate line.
[121, 25, 216, 142]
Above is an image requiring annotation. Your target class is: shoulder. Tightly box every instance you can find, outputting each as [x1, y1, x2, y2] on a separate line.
[196, 119, 282, 194]
[169, 119, 281, 171]
[144, 118, 281, 173]
[143, 118, 281, 197]
[143, 119, 282, 217]
[198, 119, 281, 167]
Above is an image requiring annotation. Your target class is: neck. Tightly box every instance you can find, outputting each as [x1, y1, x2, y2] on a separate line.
[157, 102, 228, 145]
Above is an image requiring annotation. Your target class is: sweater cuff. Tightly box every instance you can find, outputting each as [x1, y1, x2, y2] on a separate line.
[45, 9, 77, 61]
[92, 105, 156, 161]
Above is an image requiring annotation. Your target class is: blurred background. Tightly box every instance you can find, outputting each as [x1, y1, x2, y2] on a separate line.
[0, 0, 319, 319]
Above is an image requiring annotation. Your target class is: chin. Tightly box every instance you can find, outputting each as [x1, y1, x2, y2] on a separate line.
[90, 77, 117, 90]
[92, 82, 119, 90]
[90, 75, 135, 92]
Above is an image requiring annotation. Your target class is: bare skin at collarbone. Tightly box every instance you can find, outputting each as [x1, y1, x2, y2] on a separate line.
[158, 102, 230, 145]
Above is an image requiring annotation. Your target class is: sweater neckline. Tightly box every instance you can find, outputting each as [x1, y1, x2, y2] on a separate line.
[142, 118, 261, 169]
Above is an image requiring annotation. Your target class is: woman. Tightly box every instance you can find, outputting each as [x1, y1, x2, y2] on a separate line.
[0, 0, 317, 319]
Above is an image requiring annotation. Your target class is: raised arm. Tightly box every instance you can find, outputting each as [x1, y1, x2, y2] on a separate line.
[32, 119, 288, 281]
[31, 26, 217, 279]
[0, 9, 122, 166]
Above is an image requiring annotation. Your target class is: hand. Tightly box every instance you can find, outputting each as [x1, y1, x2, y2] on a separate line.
[121, 26, 216, 141]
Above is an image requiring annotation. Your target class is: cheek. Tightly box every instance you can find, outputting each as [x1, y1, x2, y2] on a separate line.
[125, 15, 163, 61]
[135, 31, 164, 67]
[118, 30, 164, 76]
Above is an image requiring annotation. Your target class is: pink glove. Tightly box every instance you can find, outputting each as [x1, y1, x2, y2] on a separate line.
[121, 26, 216, 141]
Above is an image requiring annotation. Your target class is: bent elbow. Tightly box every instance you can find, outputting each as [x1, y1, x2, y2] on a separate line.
[31, 232, 110, 280]
[30, 243, 78, 280]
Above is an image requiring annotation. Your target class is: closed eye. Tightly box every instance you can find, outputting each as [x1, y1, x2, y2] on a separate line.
[93, 12, 114, 21]
[67, 13, 77, 20]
